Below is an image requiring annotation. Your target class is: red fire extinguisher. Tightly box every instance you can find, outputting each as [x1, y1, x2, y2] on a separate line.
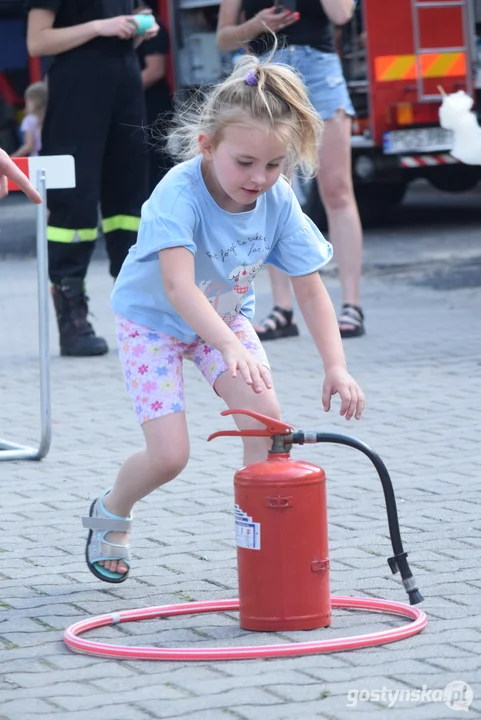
[209, 409, 423, 634]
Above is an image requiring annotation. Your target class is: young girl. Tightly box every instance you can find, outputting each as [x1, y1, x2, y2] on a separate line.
[11, 82, 47, 158]
[82, 53, 366, 583]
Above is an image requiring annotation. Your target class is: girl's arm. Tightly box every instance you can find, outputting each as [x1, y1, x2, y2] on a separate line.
[291, 271, 365, 419]
[160, 247, 272, 392]
[27, 9, 137, 57]
[11, 131, 35, 158]
[320, 0, 355, 26]
[141, 54, 166, 89]
[216, 0, 298, 52]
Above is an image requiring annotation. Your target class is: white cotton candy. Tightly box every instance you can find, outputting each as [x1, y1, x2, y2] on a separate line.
[439, 90, 481, 165]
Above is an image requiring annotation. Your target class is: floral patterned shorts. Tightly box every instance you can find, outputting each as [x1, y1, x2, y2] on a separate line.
[115, 314, 270, 425]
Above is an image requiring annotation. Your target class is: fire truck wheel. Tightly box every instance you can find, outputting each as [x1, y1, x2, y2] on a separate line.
[428, 166, 480, 194]
[354, 182, 407, 227]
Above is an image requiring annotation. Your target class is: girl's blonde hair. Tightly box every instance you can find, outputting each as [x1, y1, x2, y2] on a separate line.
[25, 81, 48, 121]
[167, 51, 323, 177]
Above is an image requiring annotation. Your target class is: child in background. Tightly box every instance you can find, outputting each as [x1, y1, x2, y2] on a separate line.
[82, 51, 366, 584]
[11, 81, 48, 158]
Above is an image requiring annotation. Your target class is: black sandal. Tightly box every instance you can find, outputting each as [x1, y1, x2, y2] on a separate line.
[338, 303, 365, 339]
[255, 306, 300, 342]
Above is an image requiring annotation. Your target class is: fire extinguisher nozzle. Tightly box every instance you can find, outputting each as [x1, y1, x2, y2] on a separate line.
[408, 588, 424, 605]
[400, 570, 424, 604]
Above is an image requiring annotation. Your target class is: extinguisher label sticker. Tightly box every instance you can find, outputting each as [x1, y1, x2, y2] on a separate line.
[234, 504, 261, 550]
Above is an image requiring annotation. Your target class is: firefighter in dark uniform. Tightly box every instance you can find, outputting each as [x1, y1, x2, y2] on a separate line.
[26, 1, 158, 356]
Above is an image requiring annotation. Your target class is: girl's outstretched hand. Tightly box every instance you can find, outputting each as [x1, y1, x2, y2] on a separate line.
[222, 340, 273, 394]
[322, 366, 365, 420]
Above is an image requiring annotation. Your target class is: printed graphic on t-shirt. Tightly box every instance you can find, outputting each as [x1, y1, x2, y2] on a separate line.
[206, 233, 272, 262]
[199, 259, 263, 320]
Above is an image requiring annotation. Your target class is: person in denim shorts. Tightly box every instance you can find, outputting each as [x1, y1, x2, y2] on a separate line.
[217, 0, 365, 339]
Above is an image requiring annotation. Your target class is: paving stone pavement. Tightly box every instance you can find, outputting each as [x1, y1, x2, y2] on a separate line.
[0, 214, 480, 719]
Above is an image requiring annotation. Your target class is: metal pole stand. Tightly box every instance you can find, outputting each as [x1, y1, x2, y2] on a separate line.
[1, 155, 75, 460]
[0, 171, 51, 461]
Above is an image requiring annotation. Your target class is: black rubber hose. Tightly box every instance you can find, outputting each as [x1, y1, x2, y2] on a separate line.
[292, 431, 424, 605]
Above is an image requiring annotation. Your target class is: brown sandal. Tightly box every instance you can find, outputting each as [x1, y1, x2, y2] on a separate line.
[255, 306, 300, 342]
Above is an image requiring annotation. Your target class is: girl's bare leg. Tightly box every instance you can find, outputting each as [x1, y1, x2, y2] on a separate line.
[317, 111, 363, 321]
[101, 412, 190, 574]
[214, 369, 282, 464]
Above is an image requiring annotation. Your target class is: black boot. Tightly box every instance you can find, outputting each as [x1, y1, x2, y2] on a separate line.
[51, 278, 109, 357]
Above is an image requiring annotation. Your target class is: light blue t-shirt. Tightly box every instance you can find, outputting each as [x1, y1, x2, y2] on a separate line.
[111, 155, 333, 343]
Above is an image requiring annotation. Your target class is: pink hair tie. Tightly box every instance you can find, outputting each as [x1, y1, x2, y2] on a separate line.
[245, 69, 258, 86]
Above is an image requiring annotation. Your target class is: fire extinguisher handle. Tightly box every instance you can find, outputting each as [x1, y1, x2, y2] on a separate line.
[207, 409, 294, 441]
[208, 429, 274, 440]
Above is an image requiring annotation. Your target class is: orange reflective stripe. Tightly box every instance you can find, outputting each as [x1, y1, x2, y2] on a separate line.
[448, 53, 467, 77]
[420, 52, 466, 78]
[374, 56, 399, 80]
[375, 55, 416, 81]
[376, 53, 466, 81]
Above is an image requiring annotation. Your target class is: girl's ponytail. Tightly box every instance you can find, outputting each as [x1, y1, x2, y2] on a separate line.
[167, 39, 323, 177]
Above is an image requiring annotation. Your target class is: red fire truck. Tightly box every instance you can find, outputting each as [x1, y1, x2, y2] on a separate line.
[162, 0, 481, 222]
[338, 0, 480, 221]
[1, 0, 480, 222]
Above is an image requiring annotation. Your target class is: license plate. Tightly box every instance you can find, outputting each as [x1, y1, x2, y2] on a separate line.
[383, 127, 453, 155]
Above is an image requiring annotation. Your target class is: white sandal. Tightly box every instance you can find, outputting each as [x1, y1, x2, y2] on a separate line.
[82, 489, 132, 583]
